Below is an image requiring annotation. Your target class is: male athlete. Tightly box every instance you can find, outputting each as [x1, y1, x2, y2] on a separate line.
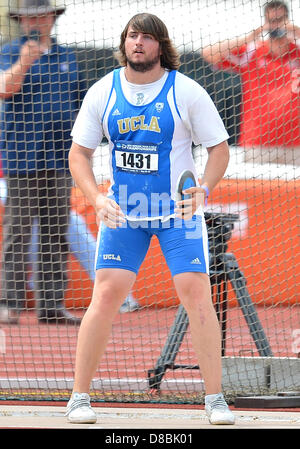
[66, 13, 235, 425]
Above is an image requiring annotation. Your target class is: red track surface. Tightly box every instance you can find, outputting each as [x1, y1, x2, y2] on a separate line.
[0, 305, 299, 384]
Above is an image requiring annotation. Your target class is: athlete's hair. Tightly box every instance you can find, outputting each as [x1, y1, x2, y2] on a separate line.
[263, 1, 289, 17]
[115, 13, 181, 70]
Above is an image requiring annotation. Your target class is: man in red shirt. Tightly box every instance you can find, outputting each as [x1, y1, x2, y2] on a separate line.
[202, 0, 300, 165]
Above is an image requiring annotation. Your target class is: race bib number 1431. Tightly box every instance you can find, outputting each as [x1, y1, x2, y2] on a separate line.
[115, 141, 159, 174]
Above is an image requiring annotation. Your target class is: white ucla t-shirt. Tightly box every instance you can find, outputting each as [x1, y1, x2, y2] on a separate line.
[71, 68, 229, 219]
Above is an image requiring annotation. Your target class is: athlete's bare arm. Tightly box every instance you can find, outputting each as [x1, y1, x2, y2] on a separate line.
[69, 142, 125, 229]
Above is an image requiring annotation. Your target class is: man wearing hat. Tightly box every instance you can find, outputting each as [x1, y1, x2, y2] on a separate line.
[0, 0, 85, 324]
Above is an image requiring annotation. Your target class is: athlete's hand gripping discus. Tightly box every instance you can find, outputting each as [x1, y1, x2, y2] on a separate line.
[175, 170, 197, 219]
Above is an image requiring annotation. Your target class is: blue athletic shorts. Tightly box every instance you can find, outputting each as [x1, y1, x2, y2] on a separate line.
[94, 215, 209, 277]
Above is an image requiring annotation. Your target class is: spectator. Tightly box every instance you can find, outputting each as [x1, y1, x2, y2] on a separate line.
[0, 0, 85, 324]
[202, 0, 300, 165]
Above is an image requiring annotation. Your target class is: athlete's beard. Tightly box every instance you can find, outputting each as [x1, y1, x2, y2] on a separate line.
[126, 51, 161, 73]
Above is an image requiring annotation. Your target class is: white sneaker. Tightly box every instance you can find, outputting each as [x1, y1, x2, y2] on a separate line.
[119, 293, 140, 313]
[205, 393, 235, 425]
[65, 392, 97, 424]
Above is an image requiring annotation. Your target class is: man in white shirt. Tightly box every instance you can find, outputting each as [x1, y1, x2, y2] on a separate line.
[66, 12, 234, 425]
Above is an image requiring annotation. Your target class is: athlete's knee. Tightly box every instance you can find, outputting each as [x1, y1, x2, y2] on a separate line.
[92, 284, 116, 307]
[174, 272, 210, 310]
[90, 269, 135, 311]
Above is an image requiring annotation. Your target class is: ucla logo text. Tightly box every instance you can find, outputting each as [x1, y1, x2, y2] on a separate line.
[117, 115, 161, 134]
[103, 254, 121, 261]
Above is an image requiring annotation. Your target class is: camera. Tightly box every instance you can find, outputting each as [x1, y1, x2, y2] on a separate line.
[269, 28, 287, 39]
[28, 30, 41, 41]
